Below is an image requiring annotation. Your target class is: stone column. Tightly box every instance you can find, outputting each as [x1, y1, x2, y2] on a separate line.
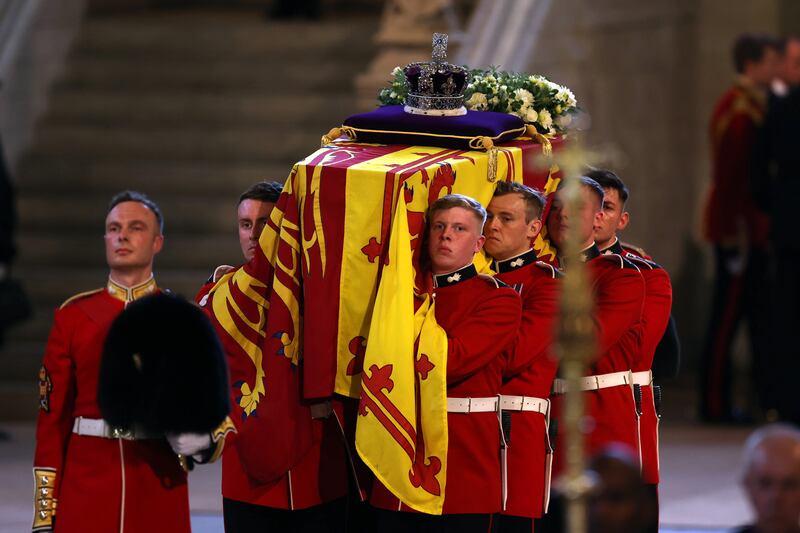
[355, 0, 455, 111]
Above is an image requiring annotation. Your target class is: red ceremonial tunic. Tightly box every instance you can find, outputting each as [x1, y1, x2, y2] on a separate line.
[703, 77, 769, 247]
[370, 263, 523, 515]
[196, 270, 348, 511]
[551, 244, 645, 475]
[493, 249, 560, 519]
[33, 278, 190, 533]
[604, 240, 672, 484]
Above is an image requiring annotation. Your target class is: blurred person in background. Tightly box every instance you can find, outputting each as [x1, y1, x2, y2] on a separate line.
[700, 34, 778, 423]
[735, 424, 800, 533]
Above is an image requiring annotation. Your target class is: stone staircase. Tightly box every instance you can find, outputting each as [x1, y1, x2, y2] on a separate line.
[0, 6, 380, 418]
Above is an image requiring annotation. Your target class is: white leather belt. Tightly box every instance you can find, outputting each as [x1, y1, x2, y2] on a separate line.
[72, 417, 160, 440]
[552, 370, 632, 395]
[499, 395, 549, 415]
[447, 397, 499, 413]
[632, 370, 653, 386]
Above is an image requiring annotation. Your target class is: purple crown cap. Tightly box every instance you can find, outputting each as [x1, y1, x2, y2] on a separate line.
[403, 33, 470, 116]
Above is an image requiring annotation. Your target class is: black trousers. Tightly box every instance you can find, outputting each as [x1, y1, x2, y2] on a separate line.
[496, 514, 533, 533]
[770, 249, 800, 424]
[699, 245, 772, 419]
[373, 508, 498, 533]
[223, 497, 346, 533]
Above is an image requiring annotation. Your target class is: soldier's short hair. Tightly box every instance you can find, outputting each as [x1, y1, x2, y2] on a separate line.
[585, 169, 630, 206]
[492, 181, 546, 223]
[238, 181, 283, 205]
[555, 176, 605, 210]
[732, 34, 773, 74]
[428, 193, 487, 228]
[108, 190, 164, 234]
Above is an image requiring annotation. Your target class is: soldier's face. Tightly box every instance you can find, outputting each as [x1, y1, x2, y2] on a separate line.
[428, 207, 485, 274]
[547, 185, 602, 250]
[593, 188, 629, 247]
[104, 201, 163, 274]
[484, 193, 541, 261]
[238, 199, 275, 262]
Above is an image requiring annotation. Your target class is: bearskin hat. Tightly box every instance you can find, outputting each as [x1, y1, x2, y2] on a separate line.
[98, 292, 229, 434]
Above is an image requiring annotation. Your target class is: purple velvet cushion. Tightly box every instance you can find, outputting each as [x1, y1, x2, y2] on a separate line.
[342, 105, 526, 150]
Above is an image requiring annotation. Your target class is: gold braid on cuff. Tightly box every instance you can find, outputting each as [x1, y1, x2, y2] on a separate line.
[32, 467, 57, 531]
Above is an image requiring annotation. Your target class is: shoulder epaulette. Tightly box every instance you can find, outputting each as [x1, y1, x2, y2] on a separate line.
[598, 253, 639, 271]
[534, 260, 562, 278]
[621, 241, 649, 259]
[59, 288, 104, 309]
[477, 273, 509, 289]
[623, 251, 660, 270]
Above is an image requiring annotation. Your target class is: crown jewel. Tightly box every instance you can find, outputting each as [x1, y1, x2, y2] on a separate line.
[403, 33, 470, 116]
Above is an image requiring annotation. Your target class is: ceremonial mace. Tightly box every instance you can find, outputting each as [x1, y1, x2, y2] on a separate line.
[552, 138, 597, 532]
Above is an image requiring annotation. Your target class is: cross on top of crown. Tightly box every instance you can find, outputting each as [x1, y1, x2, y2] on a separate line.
[432, 33, 448, 64]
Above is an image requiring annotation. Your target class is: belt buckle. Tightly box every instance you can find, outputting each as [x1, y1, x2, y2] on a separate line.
[517, 396, 526, 412]
[111, 427, 134, 440]
[466, 397, 472, 413]
[594, 375, 601, 390]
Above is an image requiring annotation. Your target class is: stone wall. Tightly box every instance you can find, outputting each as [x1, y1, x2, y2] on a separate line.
[523, 0, 781, 361]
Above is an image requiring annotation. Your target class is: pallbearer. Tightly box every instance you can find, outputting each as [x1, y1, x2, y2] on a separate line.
[370, 194, 522, 532]
[482, 182, 560, 532]
[546, 177, 645, 473]
[589, 169, 672, 512]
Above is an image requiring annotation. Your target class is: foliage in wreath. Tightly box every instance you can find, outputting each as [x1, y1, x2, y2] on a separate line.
[378, 66, 578, 135]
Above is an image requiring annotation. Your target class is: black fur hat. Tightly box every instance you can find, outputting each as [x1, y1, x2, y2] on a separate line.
[98, 292, 230, 434]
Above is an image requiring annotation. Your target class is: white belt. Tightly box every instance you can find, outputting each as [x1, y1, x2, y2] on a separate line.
[632, 370, 653, 386]
[72, 417, 160, 440]
[499, 395, 549, 415]
[552, 370, 632, 395]
[447, 397, 499, 413]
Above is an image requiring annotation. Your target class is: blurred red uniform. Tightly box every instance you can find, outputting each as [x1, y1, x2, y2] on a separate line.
[551, 245, 645, 473]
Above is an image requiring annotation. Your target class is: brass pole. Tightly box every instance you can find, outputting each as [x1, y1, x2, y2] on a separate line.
[553, 139, 596, 533]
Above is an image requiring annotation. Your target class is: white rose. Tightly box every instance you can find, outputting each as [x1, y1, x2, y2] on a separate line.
[525, 108, 539, 123]
[538, 108, 553, 129]
[465, 92, 488, 110]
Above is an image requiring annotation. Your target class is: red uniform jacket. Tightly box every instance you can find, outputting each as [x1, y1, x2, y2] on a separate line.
[196, 271, 348, 510]
[605, 240, 672, 483]
[552, 244, 645, 475]
[703, 77, 769, 246]
[33, 278, 190, 533]
[370, 264, 522, 515]
[493, 250, 560, 519]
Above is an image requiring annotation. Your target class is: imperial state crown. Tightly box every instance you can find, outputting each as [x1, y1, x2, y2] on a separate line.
[403, 33, 469, 116]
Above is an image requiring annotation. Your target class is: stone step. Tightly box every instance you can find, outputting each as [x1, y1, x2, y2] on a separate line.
[17, 231, 240, 271]
[55, 55, 370, 92]
[45, 89, 356, 128]
[16, 157, 293, 195]
[17, 191, 262, 232]
[29, 124, 321, 162]
[72, 12, 378, 61]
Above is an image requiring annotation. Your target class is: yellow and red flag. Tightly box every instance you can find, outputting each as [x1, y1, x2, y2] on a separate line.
[355, 197, 449, 514]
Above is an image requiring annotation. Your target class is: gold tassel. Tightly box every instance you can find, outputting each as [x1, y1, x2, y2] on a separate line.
[487, 147, 498, 183]
[321, 127, 343, 147]
[525, 125, 553, 158]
